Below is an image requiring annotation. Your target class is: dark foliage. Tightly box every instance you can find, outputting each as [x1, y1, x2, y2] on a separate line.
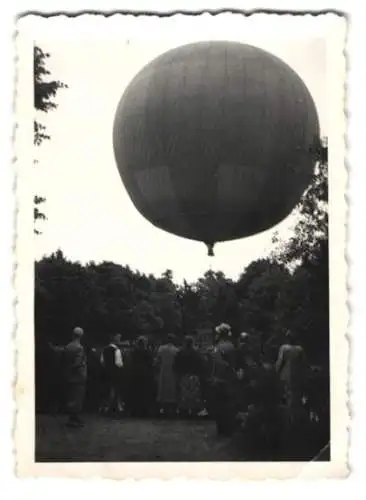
[34, 46, 67, 232]
[271, 150, 329, 365]
[34, 47, 68, 144]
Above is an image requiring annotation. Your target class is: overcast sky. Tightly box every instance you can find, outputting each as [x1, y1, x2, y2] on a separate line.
[34, 24, 326, 283]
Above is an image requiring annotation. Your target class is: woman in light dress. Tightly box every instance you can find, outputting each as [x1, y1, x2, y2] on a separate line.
[155, 334, 179, 416]
[276, 331, 308, 424]
[174, 335, 205, 417]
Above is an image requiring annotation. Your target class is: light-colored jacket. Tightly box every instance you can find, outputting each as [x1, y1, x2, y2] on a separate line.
[276, 344, 308, 387]
[52, 339, 87, 383]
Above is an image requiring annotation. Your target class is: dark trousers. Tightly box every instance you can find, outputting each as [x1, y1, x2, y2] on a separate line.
[208, 379, 237, 435]
[66, 381, 86, 422]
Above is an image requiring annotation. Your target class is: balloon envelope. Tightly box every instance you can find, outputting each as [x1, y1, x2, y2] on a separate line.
[113, 41, 320, 252]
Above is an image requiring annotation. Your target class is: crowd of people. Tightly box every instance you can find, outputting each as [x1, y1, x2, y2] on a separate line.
[48, 322, 310, 440]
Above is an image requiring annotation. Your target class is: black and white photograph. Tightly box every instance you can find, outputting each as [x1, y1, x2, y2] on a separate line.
[14, 12, 347, 478]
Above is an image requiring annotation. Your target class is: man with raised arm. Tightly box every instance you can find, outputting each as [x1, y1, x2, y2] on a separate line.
[49, 326, 88, 427]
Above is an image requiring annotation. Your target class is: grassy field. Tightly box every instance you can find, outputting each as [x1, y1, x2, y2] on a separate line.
[35, 415, 241, 462]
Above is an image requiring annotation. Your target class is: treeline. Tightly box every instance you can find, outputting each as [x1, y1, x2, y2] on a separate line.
[35, 241, 328, 366]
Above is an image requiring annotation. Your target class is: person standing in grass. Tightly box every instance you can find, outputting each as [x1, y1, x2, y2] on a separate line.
[174, 335, 205, 417]
[49, 326, 87, 428]
[155, 334, 179, 417]
[276, 331, 309, 427]
[208, 323, 237, 436]
[100, 333, 124, 416]
[235, 332, 259, 413]
[126, 336, 156, 417]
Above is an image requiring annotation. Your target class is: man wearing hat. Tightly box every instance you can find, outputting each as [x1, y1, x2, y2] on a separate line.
[100, 333, 124, 415]
[236, 331, 259, 376]
[235, 331, 259, 413]
[49, 326, 88, 427]
[208, 323, 237, 436]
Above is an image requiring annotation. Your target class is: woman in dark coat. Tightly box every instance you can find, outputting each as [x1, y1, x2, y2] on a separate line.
[234, 332, 261, 413]
[174, 335, 204, 417]
[207, 323, 238, 436]
[126, 336, 156, 417]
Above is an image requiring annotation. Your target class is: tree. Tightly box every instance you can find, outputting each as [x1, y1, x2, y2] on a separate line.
[271, 140, 329, 364]
[272, 138, 328, 267]
[177, 280, 202, 334]
[236, 259, 292, 355]
[196, 270, 238, 330]
[34, 46, 67, 233]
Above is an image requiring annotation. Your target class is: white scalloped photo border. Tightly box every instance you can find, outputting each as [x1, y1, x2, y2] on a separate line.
[13, 11, 348, 480]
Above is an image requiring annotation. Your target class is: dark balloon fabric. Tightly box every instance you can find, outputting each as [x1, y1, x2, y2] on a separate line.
[113, 41, 320, 248]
